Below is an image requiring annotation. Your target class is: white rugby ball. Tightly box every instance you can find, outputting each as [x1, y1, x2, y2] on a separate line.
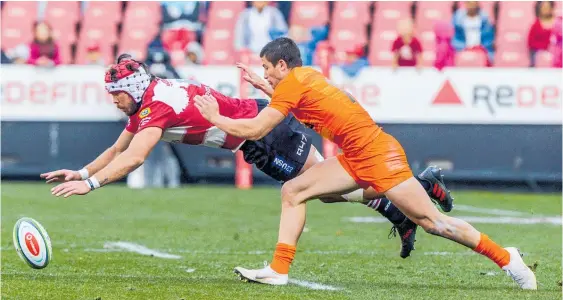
[13, 217, 52, 269]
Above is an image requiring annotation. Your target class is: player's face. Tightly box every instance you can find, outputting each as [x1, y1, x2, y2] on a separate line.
[111, 92, 136, 116]
[261, 57, 289, 88]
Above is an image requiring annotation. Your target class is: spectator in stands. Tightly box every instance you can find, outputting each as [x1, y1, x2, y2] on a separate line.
[289, 25, 328, 66]
[434, 21, 456, 70]
[84, 43, 104, 66]
[452, 1, 495, 64]
[161, 1, 203, 32]
[185, 41, 204, 65]
[339, 44, 369, 77]
[552, 16, 562, 68]
[6, 44, 30, 64]
[1, 50, 10, 64]
[27, 21, 60, 67]
[161, 1, 204, 51]
[234, 1, 288, 54]
[528, 1, 556, 66]
[145, 48, 181, 79]
[391, 19, 422, 70]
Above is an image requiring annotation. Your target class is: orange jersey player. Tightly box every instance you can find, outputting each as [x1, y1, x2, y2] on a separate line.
[194, 37, 536, 289]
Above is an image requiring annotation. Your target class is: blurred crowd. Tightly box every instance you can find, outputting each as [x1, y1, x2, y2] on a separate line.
[1, 1, 560, 188]
[1, 1, 561, 75]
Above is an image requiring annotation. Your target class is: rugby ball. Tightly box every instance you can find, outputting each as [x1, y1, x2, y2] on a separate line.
[13, 217, 52, 269]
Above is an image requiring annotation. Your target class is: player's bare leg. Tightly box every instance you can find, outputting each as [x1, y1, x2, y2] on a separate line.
[303, 146, 445, 258]
[383, 177, 537, 289]
[234, 156, 359, 285]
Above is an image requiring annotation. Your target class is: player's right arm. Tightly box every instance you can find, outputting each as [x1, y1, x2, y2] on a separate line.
[40, 129, 134, 183]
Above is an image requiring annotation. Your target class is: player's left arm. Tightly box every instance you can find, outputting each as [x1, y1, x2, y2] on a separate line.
[50, 127, 162, 198]
[195, 95, 285, 140]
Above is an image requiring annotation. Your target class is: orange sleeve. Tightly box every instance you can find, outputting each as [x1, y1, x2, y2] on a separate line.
[268, 74, 303, 116]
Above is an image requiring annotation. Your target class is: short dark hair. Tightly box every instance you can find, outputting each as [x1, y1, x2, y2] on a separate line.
[259, 37, 303, 68]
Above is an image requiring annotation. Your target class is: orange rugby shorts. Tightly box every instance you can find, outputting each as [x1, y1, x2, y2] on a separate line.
[337, 131, 413, 193]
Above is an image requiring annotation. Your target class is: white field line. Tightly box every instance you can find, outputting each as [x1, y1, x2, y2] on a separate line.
[423, 251, 476, 256]
[1, 246, 485, 257]
[0, 271, 192, 280]
[289, 279, 343, 291]
[103, 241, 182, 259]
[453, 205, 533, 217]
[2, 270, 341, 291]
[346, 216, 562, 225]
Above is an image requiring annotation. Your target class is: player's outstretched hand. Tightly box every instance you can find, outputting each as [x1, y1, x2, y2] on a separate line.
[236, 63, 274, 96]
[51, 180, 90, 198]
[40, 169, 81, 184]
[236, 63, 263, 87]
[194, 95, 220, 122]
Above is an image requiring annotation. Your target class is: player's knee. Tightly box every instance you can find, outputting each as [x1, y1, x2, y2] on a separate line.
[418, 214, 450, 236]
[280, 181, 298, 206]
[280, 180, 305, 207]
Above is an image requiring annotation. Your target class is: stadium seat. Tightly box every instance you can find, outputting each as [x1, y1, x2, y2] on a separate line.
[118, 26, 160, 61]
[75, 43, 114, 65]
[1, 1, 38, 21]
[534, 50, 554, 68]
[496, 28, 527, 52]
[368, 29, 398, 66]
[1, 2, 36, 50]
[556, 0, 563, 17]
[415, 1, 453, 32]
[0, 20, 34, 50]
[331, 2, 371, 27]
[58, 44, 73, 64]
[44, 2, 80, 26]
[82, 1, 122, 28]
[203, 28, 234, 51]
[207, 1, 246, 29]
[46, 2, 80, 48]
[290, 1, 329, 27]
[455, 50, 488, 67]
[75, 24, 118, 64]
[421, 50, 436, 67]
[419, 30, 436, 53]
[202, 26, 236, 65]
[372, 1, 412, 31]
[497, 1, 535, 31]
[494, 50, 530, 67]
[204, 49, 235, 65]
[124, 1, 162, 25]
[329, 26, 368, 52]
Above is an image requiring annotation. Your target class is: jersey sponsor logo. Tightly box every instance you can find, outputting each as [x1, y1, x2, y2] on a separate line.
[296, 133, 307, 156]
[272, 155, 295, 175]
[139, 108, 151, 118]
[138, 117, 152, 129]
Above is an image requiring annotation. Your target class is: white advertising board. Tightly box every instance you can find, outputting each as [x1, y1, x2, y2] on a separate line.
[2, 65, 561, 124]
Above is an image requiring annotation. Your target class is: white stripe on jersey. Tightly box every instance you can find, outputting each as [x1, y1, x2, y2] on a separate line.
[161, 126, 191, 143]
[202, 126, 228, 148]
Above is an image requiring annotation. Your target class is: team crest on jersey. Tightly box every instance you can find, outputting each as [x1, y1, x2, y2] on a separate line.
[139, 108, 151, 118]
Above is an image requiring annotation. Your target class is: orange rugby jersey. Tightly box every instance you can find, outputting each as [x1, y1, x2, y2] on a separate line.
[268, 67, 381, 154]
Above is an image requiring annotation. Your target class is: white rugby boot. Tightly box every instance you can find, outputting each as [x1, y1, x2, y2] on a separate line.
[502, 247, 537, 290]
[234, 262, 289, 285]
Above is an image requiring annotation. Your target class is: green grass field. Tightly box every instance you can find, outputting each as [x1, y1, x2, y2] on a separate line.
[1, 182, 561, 299]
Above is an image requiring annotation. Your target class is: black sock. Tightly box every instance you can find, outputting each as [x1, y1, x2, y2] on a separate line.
[364, 198, 406, 225]
[417, 178, 431, 191]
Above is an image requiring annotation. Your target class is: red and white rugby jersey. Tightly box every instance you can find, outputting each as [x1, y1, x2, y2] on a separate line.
[125, 78, 258, 151]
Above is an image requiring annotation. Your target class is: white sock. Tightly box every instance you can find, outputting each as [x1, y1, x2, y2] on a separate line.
[342, 189, 364, 203]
